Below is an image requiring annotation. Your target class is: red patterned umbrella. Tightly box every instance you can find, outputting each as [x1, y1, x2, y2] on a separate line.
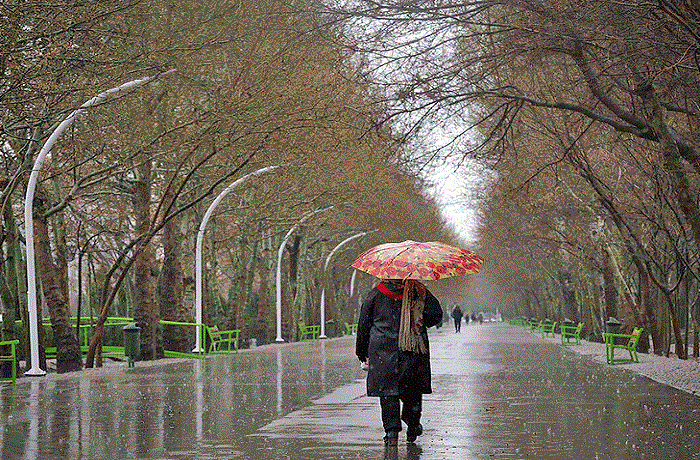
[351, 240, 484, 281]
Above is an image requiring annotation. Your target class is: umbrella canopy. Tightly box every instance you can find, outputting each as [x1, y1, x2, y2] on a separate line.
[351, 240, 484, 281]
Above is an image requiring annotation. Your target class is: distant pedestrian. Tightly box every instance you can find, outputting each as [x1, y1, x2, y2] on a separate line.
[356, 279, 443, 446]
[478, 313, 484, 325]
[451, 305, 463, 332]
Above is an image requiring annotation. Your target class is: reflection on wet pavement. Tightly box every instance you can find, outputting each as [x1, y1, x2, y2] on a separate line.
[1, 324, 699, 459]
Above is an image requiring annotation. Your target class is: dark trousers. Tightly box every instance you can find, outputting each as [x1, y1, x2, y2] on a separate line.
[380, 393, 422, 433]
[454, 318, 461, 332]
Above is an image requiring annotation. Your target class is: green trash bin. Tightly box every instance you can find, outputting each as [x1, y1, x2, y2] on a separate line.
[606, 317, 622, 344]
[605, 317, 621, 334]
[325, 320, 336, 338]
[123, 322, 140, 367]
[561, 318, 575, 341]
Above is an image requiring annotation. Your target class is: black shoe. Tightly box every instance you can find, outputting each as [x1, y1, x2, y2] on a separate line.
[406, 424, 423, 443]
[384, 431, 399, 446]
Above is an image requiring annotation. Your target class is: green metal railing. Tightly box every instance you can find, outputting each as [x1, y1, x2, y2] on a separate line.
[13, 317, 209, 360]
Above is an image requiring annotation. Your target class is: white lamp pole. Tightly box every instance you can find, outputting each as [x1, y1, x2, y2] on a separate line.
[275, 206, 334, 342]
[193, 164, 281, 352]
[349, 269, 357, 298]
[23, 70, 176, 376]
[319, 231, 368, 339]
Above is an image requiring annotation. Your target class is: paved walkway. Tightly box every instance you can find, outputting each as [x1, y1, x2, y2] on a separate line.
[1, 323, 699, 459]
[538, 326, 700, 395]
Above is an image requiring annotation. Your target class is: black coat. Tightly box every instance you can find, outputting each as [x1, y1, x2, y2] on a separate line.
[355, 285, 443, 396]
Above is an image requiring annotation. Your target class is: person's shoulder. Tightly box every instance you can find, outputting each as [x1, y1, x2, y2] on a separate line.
[363, 286, 381, 300]
[425, 289, 440, 304]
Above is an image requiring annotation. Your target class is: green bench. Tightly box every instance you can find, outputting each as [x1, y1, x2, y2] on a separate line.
[207, 326, 240, 353]
[298, 322, 320, 341]
[603, 327, 643, 364]
[344, 322, 358, 335]
[540, 321, 557, 338]
[561, 322, 583, 345]
[0, 340, 19, 383]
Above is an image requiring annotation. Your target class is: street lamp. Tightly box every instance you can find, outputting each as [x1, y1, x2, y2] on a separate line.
[193, 165, 282, 352]
[23, 70, 176, 376]
[318, 231, 371, 339]
[275, 206, 334, 342]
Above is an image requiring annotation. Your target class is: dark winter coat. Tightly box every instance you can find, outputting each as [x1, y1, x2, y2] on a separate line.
[451, 306, 463, 319]
[355, 284, 443, 397]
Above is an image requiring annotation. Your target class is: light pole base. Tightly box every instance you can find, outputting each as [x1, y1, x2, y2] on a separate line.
[24, 367, 46, 376]
[275, 338, 285, 343]
[192, 346, 204, 353]
[319, 335, 327, 340]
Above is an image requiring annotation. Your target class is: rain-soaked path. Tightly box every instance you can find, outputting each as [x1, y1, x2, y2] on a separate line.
[1, 323, 699, 459]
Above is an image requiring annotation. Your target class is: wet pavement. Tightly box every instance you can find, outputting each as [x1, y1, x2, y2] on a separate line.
[1, 323, 699, 459]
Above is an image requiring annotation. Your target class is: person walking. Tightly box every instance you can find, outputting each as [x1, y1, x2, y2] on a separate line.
[356, 278, 443, 446]
[451, 305, 463, 332]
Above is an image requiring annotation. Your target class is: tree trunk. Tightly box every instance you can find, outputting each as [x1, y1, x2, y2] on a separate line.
[132, 160, 162, 361]
[34, 191, 82, 373]
[256, 254, 270, 344]
[51, 178, 70, 299]
[158, 187, 187, 353]
[635, 263, 659, 354]
[2, 197, 29, 374]
[207, 217, 221, 322]
[657, 291, 671, 356]
[647, 265, 687, 359]
[601, 243, 618, 321]
[0, 235, 18, 378]
[1, 200, 19, 339]
[692, 294, 700, 358]
[581, 265, 600, 337]
[230, 239, 247, 335]
[244, 237, 259, 343]
[287, 235, 301, 301]
[234, 237, 251, 343]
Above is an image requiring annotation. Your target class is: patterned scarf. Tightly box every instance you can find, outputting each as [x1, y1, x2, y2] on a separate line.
[379, 279, 427, 353]
[398, 280, 427, 354]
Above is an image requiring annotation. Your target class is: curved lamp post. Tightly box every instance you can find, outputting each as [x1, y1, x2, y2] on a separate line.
[193, 164, 282, 352]
[349, 269, 358, 298]
[23, 69, 176, 376]
[275, 206, 334, 342]
[318, 231, 370, 339]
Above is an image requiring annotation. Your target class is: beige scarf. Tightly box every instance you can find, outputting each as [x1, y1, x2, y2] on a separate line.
[398, 280, 427, 354]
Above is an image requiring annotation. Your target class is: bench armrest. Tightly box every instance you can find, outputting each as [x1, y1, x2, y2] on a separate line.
[217, 329, 239, 338]
[603, 332, 637, 342]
